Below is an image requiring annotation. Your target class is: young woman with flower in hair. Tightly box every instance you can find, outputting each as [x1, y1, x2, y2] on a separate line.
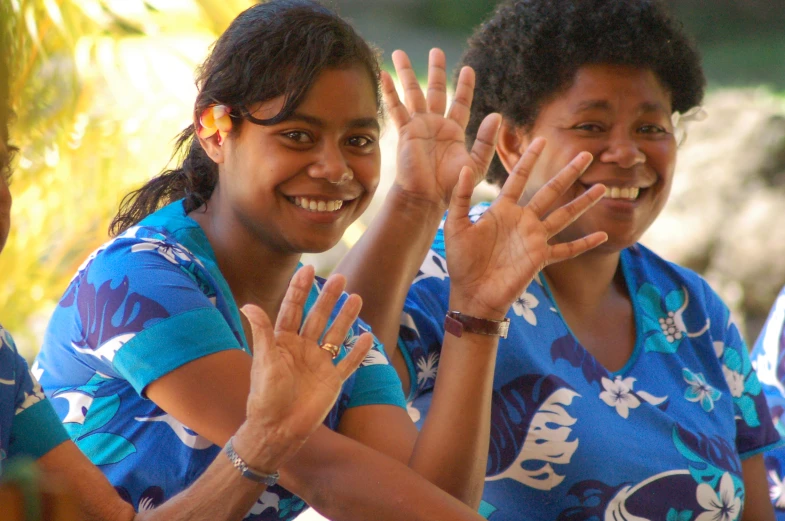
[35, 0, 605, 519]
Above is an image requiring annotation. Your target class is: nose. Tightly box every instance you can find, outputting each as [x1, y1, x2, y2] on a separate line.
[599, 134, 646, 169]
[308, 143, 352, 185]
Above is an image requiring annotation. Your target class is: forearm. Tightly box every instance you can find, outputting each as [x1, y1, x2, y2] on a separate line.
[409, 326, 499, 507]
[135, 449, 267, 521]
[335, 185, 444, 387]
[135, 420, 297, 521]
[281, 426, 485, 521]
[38, 424, 296, 521]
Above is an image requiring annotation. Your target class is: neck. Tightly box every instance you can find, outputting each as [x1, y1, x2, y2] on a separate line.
[543, 248, 626, 310]
[190, 196, 302, 321]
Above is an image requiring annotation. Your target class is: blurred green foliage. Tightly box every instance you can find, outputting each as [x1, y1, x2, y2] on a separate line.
[336, 0, 785, 89]
[1, 0, 253, 359]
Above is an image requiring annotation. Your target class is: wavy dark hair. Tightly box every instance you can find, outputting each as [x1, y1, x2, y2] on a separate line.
[110, 0, 381, 235]
[460, 0, 706, 186]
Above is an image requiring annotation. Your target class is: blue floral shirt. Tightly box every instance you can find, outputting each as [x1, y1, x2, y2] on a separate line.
[750, 286, 785, 519]
[399, 202, 781, 521]
[0, 325, 69, 475]
[36, 200, 406, 518]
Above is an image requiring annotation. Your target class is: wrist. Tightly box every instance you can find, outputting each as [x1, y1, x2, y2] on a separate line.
[448, 294, 509, 322]
[231, 422, 303, 475]
[444, 311, 510, 339]
[386, 184, 448, 222]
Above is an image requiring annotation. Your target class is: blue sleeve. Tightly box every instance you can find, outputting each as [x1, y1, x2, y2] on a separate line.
[397, 248, 452, 401]
[346, 333, 407, 410]
[62, 234, 243, 396]
[749, 288, 785, 512]
[2, 329, 68, 459]
[701, 281, 783, 459]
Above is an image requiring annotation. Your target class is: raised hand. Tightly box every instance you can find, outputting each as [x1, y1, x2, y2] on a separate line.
[238, 266, 372, 469]
[444, 138, 608, 320]
[382, 48, 501, 209]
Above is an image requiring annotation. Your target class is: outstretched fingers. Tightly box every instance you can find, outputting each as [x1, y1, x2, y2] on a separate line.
[336, 333, 373, 381]
[446, 66, 475, 129]
[541, 183, 606, 238]
[425, 48, 448, 115]
[446, 166, 476, 231]
[241, 304, 275, 360]
[526, 151, 593, 218]
[467, 113, 502, 185]
[274, 265, 315, 335]
[319, 294, 371, 380]
[548, 231, 609, 264]
[499, 137, 546, 203]
[392, 50, 427, 115]
[381, 71, 409, 131]
[299, 274, 347, 342]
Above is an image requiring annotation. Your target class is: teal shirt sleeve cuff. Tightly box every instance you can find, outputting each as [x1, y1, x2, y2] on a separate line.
[347, 364, 407, 410]
[9, 399, 69, 460]
[113, 306, 243, 395]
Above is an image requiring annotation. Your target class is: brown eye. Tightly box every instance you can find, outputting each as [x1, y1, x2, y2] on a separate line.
[282, 131, 312, 144]
[639, 125, 667, 134]
[346, 135, 375, 148]
[574, 123, 604, 132]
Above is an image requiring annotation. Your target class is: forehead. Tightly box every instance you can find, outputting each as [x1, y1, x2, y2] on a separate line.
[251, 67, 379, 124]
[547, 64, 673, 116]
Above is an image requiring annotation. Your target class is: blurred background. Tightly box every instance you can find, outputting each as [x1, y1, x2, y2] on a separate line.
[2, 0, 785, 364]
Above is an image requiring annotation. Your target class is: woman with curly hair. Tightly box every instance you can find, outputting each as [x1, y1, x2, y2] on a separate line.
[342, 0, 781, 519]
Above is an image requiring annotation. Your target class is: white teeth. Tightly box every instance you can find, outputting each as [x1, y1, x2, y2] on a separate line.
[292, 196, 345, 212]
[604, 186, 640, 200]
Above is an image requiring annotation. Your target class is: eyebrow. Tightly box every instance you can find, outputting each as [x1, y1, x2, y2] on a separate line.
[287, 112, 381, 132]
[572, 100, 670, 115]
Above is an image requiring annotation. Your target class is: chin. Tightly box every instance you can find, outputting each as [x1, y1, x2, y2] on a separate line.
[292, 235, 343, 255]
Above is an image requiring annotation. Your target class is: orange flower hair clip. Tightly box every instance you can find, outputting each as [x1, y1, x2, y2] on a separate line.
[198, 104, 233, 145]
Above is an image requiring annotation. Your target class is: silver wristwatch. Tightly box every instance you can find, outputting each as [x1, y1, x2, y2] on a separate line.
[224, 436, 280, 486]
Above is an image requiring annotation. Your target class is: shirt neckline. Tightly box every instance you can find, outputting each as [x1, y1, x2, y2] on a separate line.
[538, 247, 645, 377]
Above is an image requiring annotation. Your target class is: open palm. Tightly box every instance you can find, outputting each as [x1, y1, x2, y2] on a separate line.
[383, 49, 502, 209]
[444, 138, 608, 319]
[242, 266, 371, 448]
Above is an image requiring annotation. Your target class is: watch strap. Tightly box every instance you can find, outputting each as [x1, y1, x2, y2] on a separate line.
[224, 437, 280, 486]
[444, 311, 510, 339]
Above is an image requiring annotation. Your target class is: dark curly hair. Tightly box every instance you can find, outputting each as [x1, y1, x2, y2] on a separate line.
[460, 0, 706, 186]
[110, 0, 381, 235]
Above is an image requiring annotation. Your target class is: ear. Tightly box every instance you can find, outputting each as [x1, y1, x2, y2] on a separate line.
[496, 119, 531, 175]
[195, 117, 225, 165]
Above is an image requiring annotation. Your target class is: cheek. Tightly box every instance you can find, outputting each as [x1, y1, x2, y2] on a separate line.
[355, 154, 381, 194]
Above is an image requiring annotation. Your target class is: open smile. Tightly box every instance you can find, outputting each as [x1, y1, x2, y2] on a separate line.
[287, 196, 353, 213]
[581, 183, 650, 202]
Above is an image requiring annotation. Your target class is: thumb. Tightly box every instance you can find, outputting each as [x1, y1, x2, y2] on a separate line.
[241, 304, 275, 360]
[445, 166, 475, 234]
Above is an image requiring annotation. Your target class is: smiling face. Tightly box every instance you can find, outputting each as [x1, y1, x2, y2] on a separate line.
[515, 64, 677, 252]
[209, 66, 381, 254]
